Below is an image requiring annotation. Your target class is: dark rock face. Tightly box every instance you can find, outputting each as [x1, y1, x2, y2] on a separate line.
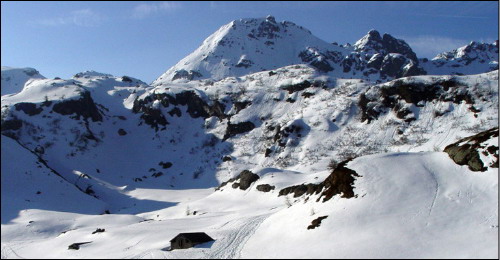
[132, 90, 226, 131]
[172, 69, 203, 81]
[279, 183, 323, 198]
[359, 77, 475, 123]
[254, 16, 281, 39]
[173, 91, 226, 119]
[307, 216, 328, 230]
[298, 50, 334, 72]
[233, 101, 251, 114]
[271, 120, 309, 148]
[52, 91, 103, 122]
[380, 54, 408, 78]
[350, 30, 426, 79]
[216, 170, 260, 191]
[168, 107, 182, 117]
[281, 80, 312, 94]
[367, 53, 384, 69]
[278, 159, 360, 202]
[68, 242, 92, 250]
[381, 33, 418, 62]
[318, 159, 360, 201]
[1, 118, 23, 135]
[14, 103, 43, 116]
[92, 228, 105, 234]
[444, 127, 499, 171]
[355, 30, 418, 62]
[139, 107, 168, 132]
[256, 184, 275, 192]
[235, 59, 254, 68]
[223, 121, 255, 140]
[118, 129, 127, 136]
[159, 161, 173, 169]
[121, 76, 133, 82]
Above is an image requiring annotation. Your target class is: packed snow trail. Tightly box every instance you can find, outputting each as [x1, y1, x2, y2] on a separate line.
[206, 214, 269, 259]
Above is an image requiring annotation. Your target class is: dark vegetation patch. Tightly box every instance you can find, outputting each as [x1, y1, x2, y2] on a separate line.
[216, 170, 259, 191]
[444, 127, 499, 171]
[307, 216, 328, 230]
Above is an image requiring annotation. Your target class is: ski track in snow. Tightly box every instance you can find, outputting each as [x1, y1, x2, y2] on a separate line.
[124, 214, 269, 259]
[205, 214, 269, 259]
[1, 244, 25, 259]
[422, 162, 440, 228]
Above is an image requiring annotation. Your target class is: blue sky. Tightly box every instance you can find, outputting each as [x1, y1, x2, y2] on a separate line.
[1, 1, 498, 83]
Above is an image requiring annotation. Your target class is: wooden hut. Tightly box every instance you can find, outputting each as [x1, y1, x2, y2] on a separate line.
[169, 232, 215, 250]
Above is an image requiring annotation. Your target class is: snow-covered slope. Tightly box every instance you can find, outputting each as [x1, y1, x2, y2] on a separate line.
[1, 67, 46, 96]
[242, 151, 498, 259]
[2, 65, 498, 258]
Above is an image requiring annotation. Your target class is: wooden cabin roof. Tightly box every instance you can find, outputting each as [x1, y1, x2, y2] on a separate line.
[170, 232, 215, 243]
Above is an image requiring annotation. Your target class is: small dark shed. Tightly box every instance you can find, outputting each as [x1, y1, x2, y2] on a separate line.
[170, 232, 215, 250]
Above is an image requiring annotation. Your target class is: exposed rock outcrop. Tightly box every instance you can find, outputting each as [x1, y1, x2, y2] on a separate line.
[444, 127, 499, 171]
[52, 91, 103, 122]
[278, 159, 360, 202]
[216, 170, 260, 191]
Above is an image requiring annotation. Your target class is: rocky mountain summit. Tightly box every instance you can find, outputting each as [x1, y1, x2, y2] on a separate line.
[154, 16, 497, 86]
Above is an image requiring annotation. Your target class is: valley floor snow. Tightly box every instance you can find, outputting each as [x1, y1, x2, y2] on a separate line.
[2, 146, 497, 258]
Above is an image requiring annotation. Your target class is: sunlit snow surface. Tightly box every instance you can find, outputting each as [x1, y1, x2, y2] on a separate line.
[1, 65, 498, 258]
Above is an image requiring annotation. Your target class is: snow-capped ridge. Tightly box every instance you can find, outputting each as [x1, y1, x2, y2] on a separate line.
[73, 70, 114, 79]
[422, 40, 498, 75]
[152, 15, 344, 84]
[1, 66, 46, 96]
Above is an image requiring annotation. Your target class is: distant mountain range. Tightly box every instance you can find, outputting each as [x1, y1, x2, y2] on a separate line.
[153, 15, 498, 85]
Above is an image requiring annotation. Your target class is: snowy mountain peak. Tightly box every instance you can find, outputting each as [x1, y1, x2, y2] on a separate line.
[434, 40, 499, 61]
[152, 17, 435, 86]
[265, 15, 276, 23]
[152, 16, 333, 85]
[354, 30, 418, 62]
[421, 40, 499, 75]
